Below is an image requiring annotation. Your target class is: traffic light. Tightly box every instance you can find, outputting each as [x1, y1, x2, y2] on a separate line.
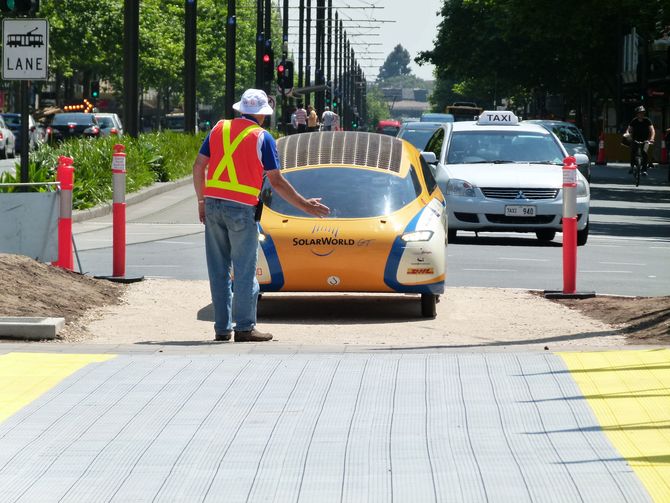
[276, 60, 294, 89]
[262, 47, 274, 84]
[90, 81, 100, 99]
[276, 60, 286, 86]
[0, 0, 38, 14]
[283, 60, 294, 88]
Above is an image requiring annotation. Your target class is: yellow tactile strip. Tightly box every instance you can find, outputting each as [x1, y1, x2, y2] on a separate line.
[559, 349, 670, 503]
[0, 352, 116, 423]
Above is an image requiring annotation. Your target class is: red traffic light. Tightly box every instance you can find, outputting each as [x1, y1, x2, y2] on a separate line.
[277, 64, 285, 74]
[263, 53, 271, 63]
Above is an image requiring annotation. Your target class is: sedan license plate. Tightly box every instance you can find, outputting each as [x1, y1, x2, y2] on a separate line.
[505, 205, 536, 217]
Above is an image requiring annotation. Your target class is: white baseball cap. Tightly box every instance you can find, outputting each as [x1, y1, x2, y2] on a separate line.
[233, 89, 274, 115]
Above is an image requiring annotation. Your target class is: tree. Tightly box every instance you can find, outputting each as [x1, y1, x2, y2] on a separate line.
[365, 86, 391, 126]
[378, 44, 412, 81]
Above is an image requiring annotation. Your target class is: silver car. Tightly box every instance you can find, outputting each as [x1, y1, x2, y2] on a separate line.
[94, 113, 124, 137]
[0, 116, 16, 159]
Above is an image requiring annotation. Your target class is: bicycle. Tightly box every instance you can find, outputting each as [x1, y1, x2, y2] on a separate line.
[630, 140, 649, 187]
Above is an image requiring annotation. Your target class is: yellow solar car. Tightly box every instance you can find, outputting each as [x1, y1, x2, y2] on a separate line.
[257, 131, 447, 317]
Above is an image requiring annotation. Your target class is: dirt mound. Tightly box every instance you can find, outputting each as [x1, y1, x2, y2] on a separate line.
[0, 254, 124, 339]
[547, 296, 670, 344]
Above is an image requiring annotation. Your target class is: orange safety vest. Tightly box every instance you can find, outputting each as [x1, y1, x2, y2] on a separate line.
[204, 118, 265, 205]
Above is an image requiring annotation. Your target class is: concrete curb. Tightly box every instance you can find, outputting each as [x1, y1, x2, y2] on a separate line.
[72, 176, 192, 223]
[0, 317, 65, 340]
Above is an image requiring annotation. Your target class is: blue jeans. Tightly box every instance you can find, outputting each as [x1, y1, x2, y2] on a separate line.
[204, 198, 259, 334]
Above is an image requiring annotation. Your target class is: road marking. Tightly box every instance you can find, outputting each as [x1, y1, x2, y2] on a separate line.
[158, 240, 198, 245]
[0, 353, 115, 423]
[463, 268, 516, 272]
[581, 270, 633, 274]
[599, 261, 645, 266]
[559, 350, 670, 503]
[498, 257, 549, 262]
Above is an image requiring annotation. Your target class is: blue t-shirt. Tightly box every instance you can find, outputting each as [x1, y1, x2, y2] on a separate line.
[198, 115, 279, 171]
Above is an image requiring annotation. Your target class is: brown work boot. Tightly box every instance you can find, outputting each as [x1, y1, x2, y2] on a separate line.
[214, 331, 232, 342]
[234, 328, 273, 342]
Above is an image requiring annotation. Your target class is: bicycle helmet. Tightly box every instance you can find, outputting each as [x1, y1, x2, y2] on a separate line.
[634, 105, 645, 113]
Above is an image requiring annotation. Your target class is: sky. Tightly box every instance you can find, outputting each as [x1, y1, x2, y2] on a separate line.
[284, 0, 444, 82]
[372, 0, 443, 81]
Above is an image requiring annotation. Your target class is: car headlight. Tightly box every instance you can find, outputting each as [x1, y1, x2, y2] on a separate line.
[576, 180, 588, 197]
[401, 230, 434, 242]
[446, 179, 478, 197]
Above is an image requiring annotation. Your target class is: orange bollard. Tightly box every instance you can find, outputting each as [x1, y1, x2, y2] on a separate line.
[561, 156, 577, 294]
[56, 156, 75, 271]
[112, 144, 126, 278]
[595, 132, 606, 165]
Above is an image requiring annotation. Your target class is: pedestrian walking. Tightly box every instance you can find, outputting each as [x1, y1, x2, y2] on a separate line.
[294, 103, 308, 133]
[307, 105, 319, 132]
[192, 89, 330, 342]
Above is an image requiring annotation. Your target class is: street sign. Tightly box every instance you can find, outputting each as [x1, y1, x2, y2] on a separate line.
[2, 18, 49, 80]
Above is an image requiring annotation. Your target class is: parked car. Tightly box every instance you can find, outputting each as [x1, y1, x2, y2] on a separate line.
[94, 113, 124, 137]
[524, 120, 593, 182]
[0, 116, 16, 159]
[259, 131, 447, 317]
[420, 112, 454, 123]
[375, 119, 401, 136]
[421, 111, 590, 245]
[46, 113, 101, 143]
[397, 121, 444, 151]
[0, 113, 40, 153]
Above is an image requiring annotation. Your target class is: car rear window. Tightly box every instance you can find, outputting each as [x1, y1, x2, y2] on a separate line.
[551, 125, 583, 144]
[51, 114, 95, 126]
[96, 117, 114, 127]
[261, 166, 422, 218]
[398, 128, 438, 150]
[2, 115, 20, 127]
[446, 131, 564, 164]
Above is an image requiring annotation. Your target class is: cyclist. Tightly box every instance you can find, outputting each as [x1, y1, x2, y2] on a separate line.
[626, 105, 655, 175]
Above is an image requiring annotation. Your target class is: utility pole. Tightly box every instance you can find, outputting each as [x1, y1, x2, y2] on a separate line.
[282, 0, 289, 134]
[305, 0, 311, 106]
[255, 0, 264, 89]
[326, 0, 332, 87]
[225, 0, 236, 119]
[298, 0, 304, 89]
[184, 0, 197, 134]
[315, 0, 324, 113]
[123, 0, 140, 137]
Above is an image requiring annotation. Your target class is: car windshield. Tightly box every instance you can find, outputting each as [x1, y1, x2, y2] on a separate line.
[421, 114, 454, 123]
[446, 131, 564, 164]
[260, 166, 422, 218]
[2, 115, 20, 127]
[551, 125, 583, 144]
[52, 114, 94, 126]
[380, 126, 399, 136]
[399, 128, 438, 150]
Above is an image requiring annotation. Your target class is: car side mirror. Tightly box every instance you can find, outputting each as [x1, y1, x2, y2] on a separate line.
[573, 153, 589, 166]
[421, 151, 437, 165]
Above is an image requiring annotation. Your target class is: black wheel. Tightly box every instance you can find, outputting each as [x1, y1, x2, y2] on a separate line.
[577, 221, 589, 246]
[0, 147, 6, 160]
[536, 230, 556, 242]
[447, 228, 457, 243]
[421, 294, 437, 318]
[634, 156, 641, 187]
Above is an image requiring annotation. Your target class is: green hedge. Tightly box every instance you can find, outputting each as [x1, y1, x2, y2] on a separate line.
[0, 131, 206, 209]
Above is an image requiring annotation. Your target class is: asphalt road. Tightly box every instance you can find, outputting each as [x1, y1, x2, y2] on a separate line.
[0, 157, 17, 176]
[71, 162, 670, 297]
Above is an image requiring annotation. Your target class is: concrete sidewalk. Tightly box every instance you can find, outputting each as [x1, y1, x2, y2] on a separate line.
[1, 349, 667, 502]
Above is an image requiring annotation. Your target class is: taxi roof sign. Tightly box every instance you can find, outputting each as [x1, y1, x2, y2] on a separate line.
[477, 111, 518, 125]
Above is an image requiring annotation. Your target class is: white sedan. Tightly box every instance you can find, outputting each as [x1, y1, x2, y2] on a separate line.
[421, 111, 590, 245]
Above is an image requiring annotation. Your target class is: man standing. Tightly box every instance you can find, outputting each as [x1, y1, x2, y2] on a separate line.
[321, 106, 335, 131]
[192, 89, 330, 342]
[294, 102, 308, 133]
[626, 105, 655, 174]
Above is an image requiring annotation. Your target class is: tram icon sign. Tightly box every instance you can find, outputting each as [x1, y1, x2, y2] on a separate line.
[2, 19, 49, 80]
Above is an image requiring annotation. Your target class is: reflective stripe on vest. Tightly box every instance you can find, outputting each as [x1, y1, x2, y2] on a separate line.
[205, 120, 262, 197]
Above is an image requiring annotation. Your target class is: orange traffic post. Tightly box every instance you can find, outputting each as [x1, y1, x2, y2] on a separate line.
[112, 144, 126, 278]
[544, 156, 595, 300]
[56, 156, 75, 271]
[561, 156, 577, 294]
